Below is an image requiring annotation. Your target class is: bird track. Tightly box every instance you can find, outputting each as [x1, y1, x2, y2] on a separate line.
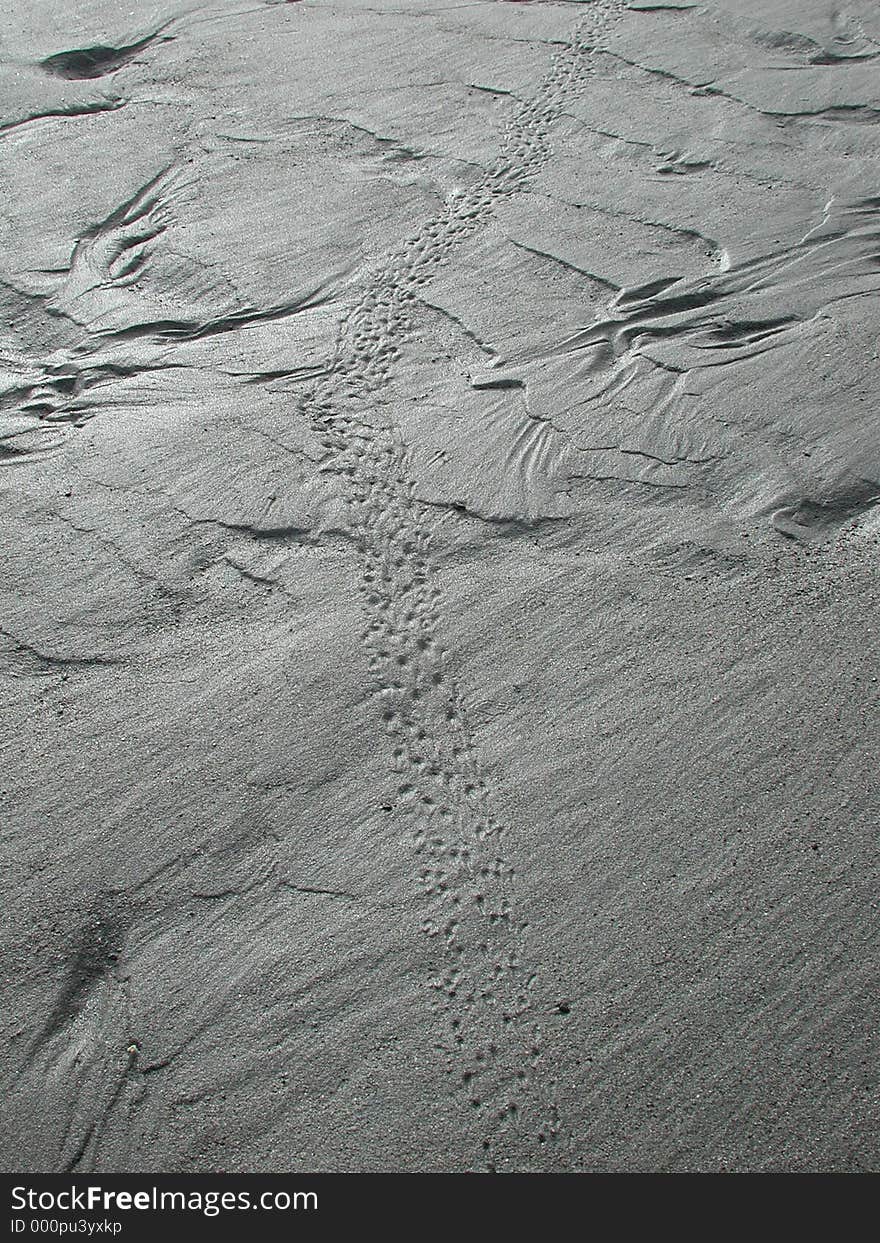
[300, 0, 626, 1170]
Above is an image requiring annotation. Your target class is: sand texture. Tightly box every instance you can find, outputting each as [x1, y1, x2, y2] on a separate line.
[0, 0, 878, 1172]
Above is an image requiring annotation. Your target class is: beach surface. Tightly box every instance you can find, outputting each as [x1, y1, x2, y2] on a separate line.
[1, 0, 878, 1172]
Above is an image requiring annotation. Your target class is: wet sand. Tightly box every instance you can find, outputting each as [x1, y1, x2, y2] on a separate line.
[0, 0, 878, 1172]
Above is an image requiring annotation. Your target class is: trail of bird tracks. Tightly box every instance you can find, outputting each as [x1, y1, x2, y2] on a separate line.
[301, 1, 625, 1169]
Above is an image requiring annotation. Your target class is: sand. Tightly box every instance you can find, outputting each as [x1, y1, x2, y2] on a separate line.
[0, 0, 878, 1173]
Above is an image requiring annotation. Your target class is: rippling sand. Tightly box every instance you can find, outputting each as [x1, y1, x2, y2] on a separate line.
[1, 0, 878, 1172]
